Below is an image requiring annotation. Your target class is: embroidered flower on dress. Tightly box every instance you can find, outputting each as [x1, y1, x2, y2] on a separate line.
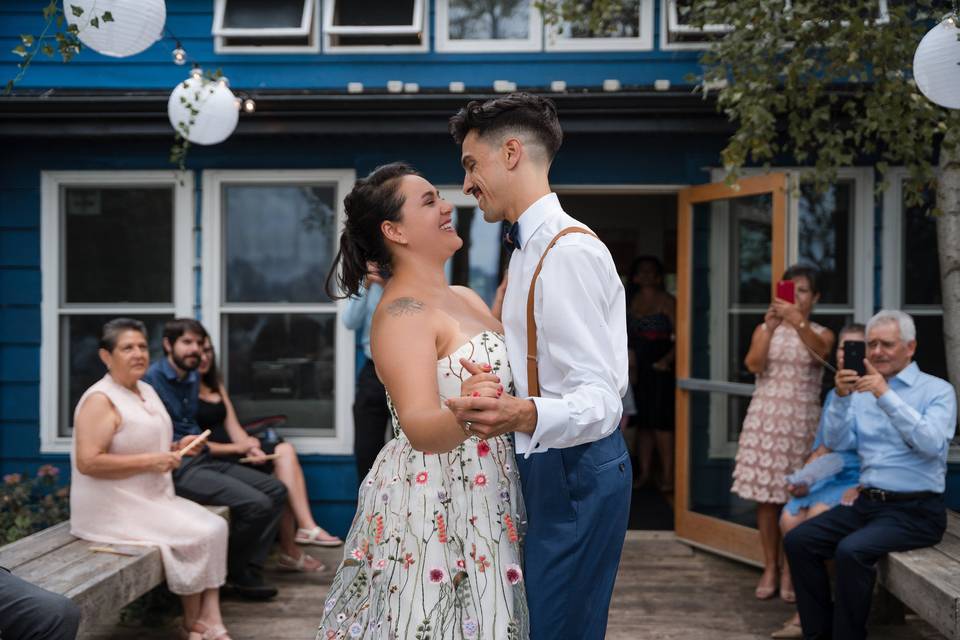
[462, 619, 479, 637]
[402, 552, 415, 569]
[337, 613, 347, 623]
[477, 440, 490, 457]
[456, 559, 466, 569]
[349, 622, 364, 638]
[473, 472, 487, 488]
[429, 567, 447, 583]
[351, 547, 364, 561]
[375, 558, 386, 570]
[505, 564, 523, 585]
[415, 471, 429, 485]
[324, 597, 337, 613]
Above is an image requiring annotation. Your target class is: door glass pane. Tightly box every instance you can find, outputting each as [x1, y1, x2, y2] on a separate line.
[223, 185, 336, 303]
[688, 389, 756, 527]
[447, 0, 531, 40]
[223, 0, 306, 29]
[556, 0, 640, 38]
[60, 314, 170, 437]
[224, 313, 335, 434]
[798, 182, 852, 306]
[914, 314, 947, 381]
[729, 195, 772, 305]
[64, 187, 173, 304]
[902, 188, 941, 306]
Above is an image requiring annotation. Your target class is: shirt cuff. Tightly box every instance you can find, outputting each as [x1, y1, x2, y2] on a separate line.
[521, 396, 569, 459]
[876, 388, 904, 414]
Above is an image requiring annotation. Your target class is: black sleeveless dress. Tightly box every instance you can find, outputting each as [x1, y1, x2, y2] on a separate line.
[196, 397, 280, 474]
[627, 311, 676, 432]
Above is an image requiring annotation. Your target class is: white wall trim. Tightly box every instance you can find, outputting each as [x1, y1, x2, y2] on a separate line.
[435, 0, 543, 53]
[545, 0, 653, 52]
[322, 0, 428, 54]
[214, 0, 321, 54]
[40, 171, 194, 454]
[200, 169, 356, 455]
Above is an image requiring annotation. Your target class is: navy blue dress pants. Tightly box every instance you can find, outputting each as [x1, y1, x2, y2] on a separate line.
[0, 567, 80, 640]
[783, 493, 946, 640]
[516, 429, 632, 640]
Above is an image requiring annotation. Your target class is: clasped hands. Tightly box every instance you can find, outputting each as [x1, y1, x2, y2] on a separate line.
[765, 297, 803, 331]
[834, 359, 888, 399]
[444, 359, 537, 440]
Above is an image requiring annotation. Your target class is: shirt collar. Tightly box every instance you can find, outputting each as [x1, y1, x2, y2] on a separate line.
[514, 193, 560, 249]
[892, 361, 920, 387]
[159, 356, 197, 384]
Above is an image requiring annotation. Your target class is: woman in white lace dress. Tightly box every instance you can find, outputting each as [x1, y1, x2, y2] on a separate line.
[319, 163, 528, 639]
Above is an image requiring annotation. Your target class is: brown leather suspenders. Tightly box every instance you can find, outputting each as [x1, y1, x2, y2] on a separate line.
[525, 226, 598, 398]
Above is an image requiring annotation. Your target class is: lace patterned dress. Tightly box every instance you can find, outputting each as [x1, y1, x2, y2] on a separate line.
[731, 323, 827, 504]
[318, 331, 529, 640]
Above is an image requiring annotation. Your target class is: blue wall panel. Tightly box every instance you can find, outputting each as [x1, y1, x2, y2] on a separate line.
[0, 229, 39, 267]
[0, 269, 40, 305]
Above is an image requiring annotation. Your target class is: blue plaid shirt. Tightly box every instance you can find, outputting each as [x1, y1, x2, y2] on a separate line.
[143, 357, 201, 442]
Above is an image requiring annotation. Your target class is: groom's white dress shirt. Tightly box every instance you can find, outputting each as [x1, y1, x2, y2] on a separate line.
[501, 193, 629, 458]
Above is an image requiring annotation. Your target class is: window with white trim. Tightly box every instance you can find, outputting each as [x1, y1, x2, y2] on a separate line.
[201, 170, 356, 455]
[546, 0, 653, 51]
[441, 190, 507, 306]
[213, 0, 320, 53]
[660, 0, 731, 51]
[323, 0, 427, 53]
[40, 172, 194, 453]
[882, 168, 947, 382]
[436, 0, 542, 53]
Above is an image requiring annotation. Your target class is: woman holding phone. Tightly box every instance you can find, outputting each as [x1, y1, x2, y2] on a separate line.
[732, 265, 835, 601]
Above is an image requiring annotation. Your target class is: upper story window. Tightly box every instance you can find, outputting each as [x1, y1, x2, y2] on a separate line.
[436, 0, 542, 52]
[546, 0, 653, 51]
[323, 0, 427, 53]
[661, 0, 731, 51]
[213, 0, 319, 53]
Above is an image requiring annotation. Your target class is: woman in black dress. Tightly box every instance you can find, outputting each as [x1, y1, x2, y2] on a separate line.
[626, 256, 676, 491]
[197, 337, 341, 572]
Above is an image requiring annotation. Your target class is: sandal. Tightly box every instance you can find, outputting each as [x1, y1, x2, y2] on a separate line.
[183, 622, 232, 640]
[278, 550, 326, 572]
[295, 526, 343, 547]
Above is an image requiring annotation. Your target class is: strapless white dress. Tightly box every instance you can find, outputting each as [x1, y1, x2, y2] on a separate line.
[318, 331, 529, 640]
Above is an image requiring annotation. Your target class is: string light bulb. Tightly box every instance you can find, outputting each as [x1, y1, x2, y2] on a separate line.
[190, 65, 202, 80]
[243, 98, 256, 113]
[172, 45, 186, 65]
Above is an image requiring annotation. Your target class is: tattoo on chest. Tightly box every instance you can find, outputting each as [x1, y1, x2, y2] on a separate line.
[386, 297, 425, 317]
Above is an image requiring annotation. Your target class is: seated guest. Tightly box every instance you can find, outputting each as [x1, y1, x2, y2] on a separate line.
[143, 318, 286, 601]
[70, 318, 232, 640]
[784, 310, 955, 640]
[0, 568, 80, 640]
[772, 323, 865, 639]
[196, 336, 341, 573]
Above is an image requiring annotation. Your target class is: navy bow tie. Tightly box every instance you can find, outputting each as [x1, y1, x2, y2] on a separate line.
[504, 222, 521, 251]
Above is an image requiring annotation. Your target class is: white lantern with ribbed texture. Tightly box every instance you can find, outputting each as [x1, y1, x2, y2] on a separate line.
[65, 0, 166, 58]
[167, 72, 239, 146]
[914, 17, 960, 110]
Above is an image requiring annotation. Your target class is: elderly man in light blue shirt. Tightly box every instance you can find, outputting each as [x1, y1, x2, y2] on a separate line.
[784, 309, 955, 640]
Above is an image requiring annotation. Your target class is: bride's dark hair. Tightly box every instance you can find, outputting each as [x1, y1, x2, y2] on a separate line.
[325, 162, 422, 299]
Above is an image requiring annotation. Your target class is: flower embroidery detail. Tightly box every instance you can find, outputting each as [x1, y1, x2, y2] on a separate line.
[350, 547, 364, 562]
[429, 567, 447, 583]
[504, 514, 519, 543]
[415, 471, 429, 485]
[349, 622, 364, 638]
[477, 440, 490, 457]
[324, 597, 337, 613]
[374, 515, 384, 544]
[470, 544, 490, 572]
[337, 613, 347, 623]
[375, 558, 386, 570]
[456, 559, 466, 569]
[473, 472, 487, 488]
[505, 563, 523, 585]
[402, 552, 415, 569]
[462, 618, 479, 638]
[436, 514, 448, 543]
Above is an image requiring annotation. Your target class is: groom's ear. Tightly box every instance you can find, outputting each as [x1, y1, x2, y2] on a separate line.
[502, 137, 522, 170]
[381, 220, 407, 246]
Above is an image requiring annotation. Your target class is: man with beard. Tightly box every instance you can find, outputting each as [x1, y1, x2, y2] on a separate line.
[143, 318, 286, 600]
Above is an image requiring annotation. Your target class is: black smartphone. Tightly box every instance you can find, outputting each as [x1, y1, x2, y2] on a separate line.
[842, 340, 866, 376]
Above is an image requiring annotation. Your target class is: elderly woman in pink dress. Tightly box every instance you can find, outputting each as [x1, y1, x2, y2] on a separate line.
[732, 265, 835, 602]
[71, 318, 232, 640]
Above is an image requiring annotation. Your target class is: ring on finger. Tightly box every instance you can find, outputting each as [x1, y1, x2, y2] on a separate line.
[463, 421, 474, 436]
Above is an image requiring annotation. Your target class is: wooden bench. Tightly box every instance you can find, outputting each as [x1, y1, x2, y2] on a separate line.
[0, 506, 228, 635]
[877, 509, 960, 639]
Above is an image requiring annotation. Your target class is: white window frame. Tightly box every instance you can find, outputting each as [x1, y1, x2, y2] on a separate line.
[545, 0, 653, 52]
[323, 0, 428, 54]
[214, 0, 321, 54]
[659, 0, 732, 52]
[40, 171, 195, 453]
[201, 169, 356, 455]
[435, 0, 543, 53]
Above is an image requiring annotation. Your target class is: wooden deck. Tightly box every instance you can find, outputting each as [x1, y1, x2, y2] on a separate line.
[81, 531, 944, 639]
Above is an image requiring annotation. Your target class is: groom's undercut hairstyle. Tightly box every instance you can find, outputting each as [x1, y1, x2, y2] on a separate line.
[449, 92, 563, 166]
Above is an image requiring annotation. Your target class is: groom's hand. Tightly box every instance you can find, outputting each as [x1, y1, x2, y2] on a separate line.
[445, 394, 537, 440]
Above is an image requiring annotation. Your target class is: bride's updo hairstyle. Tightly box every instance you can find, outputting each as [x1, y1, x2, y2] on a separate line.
[325, 162, 422, 299]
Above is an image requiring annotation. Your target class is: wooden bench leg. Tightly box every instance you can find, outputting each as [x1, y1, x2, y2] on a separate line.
[870, 585, 906, 626]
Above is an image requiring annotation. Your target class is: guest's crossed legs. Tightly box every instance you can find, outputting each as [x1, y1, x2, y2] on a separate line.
[174, 456, 287, 578]
[784, 494, 945, 640]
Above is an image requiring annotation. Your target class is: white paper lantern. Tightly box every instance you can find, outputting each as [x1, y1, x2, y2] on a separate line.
[167, 73, 239, 146]
[66, 0, 166, 58]
[914, 17, 960, 110]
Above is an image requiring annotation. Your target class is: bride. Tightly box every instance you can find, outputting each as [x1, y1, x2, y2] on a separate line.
[319, 163, 529, 640]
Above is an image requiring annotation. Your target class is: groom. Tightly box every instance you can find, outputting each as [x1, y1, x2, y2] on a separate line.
[446, 93, 632, 639]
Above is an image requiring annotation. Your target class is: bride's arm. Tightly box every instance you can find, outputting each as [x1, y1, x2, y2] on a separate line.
[371, 296, 470, 454]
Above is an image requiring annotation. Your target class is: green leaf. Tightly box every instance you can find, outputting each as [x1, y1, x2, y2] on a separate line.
[3, 80, 14, 96]
[20, 34, 34, 47]
[12, 45, 27, 57]
[43, 0, 57, 20]
[41, 43, 54, 57]
[102, 11, 114, 22]
[70, 5, 84, 17]
[89, 16, 99, 29]
[66, 24, 79, 34]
